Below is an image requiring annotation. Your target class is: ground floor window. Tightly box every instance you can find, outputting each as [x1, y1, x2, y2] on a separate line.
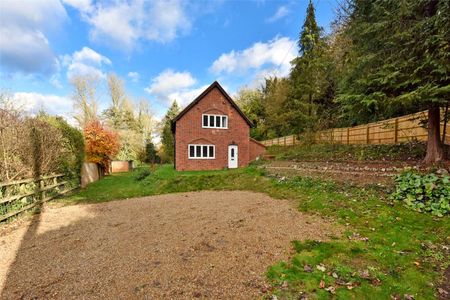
[188, 144, 215, 159]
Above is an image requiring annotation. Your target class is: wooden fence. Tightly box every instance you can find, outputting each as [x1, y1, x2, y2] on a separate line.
[262, 110, 450, 147]
[0, 174, 78, 222]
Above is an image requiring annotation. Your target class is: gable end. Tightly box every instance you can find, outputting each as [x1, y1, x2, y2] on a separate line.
[171, 81, 253, 132]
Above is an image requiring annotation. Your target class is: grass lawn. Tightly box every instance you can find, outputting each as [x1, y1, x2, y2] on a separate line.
[62, 164, 449, 299]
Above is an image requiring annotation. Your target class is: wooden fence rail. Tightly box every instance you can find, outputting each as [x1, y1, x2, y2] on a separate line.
[262, 109, 450, 147]
[0, 174, 79, 222]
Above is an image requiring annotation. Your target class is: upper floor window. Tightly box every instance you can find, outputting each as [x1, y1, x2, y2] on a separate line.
[202, 114, 228, 129]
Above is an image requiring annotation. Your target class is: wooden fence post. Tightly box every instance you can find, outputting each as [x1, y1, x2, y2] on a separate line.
[366, 125, 370, 144]
[394, 118, 399, 144]
[284, 136, 287, 146]
[347, 128, 350, 145]
[39, 178, 45, 201]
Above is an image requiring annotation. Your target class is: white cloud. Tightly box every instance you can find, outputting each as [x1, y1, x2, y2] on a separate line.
[166, 85, 210, 107]
[145, 69, 197, 104]
[144, 69, 209, 107]
[13, 92, 72, 118]
[67, 0, 195, 49]
[72, 46, 111, 65]
[50, 74, 63, 88]
[210, 36, 297, 78]
[0, 0, 67, 74]
[128, 71, 140, 82]
[265, 6, 290, 23]
[61, 47, 111, 80]
[87, 2, 140, 48]
[62, 0, 92, 13]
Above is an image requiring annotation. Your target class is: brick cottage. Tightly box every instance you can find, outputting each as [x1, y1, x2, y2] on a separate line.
[171, 81, 266, 171]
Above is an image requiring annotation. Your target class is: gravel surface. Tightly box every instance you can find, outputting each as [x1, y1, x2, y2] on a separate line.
[0, 191, 340, 299]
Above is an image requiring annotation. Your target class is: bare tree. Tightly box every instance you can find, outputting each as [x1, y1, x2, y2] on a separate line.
[70, 74, 99, 128]
[137, 99, 154, 141]
[102, 73, 155, 162]
[0, 92, 26, 181]
[108, 73, 126, 110]
[105, 73, 126, 129]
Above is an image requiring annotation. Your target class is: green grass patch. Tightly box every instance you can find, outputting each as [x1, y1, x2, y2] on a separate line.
[61, 164, 449, 299]
[63, 164, 286, 204]
[265, 175, 449, 299]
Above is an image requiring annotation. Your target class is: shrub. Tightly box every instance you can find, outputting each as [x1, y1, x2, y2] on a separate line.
[267, 142, 427, 162]
[40, 115, 85, 179]
[84, 121, 119, 170]
[134, 168, 151, 181]
[391, 171, 450, 217]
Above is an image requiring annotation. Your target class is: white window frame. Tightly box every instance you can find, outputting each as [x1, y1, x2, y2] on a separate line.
[188, 144, 215, 159]
[202, 114, 228, 129]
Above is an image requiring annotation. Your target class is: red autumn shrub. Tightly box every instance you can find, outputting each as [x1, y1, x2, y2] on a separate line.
[83, 120, 119, 170]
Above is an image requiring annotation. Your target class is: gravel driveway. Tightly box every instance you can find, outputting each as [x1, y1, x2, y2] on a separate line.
[0, 191, 340, 299]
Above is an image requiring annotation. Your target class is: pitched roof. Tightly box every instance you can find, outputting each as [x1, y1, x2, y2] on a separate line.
[171, 81, 253, 132]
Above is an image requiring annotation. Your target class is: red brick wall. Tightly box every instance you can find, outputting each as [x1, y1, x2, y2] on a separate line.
[111, 161, 131, 173]
[175, 87, 250, 171]
[249, 138, 266, 161]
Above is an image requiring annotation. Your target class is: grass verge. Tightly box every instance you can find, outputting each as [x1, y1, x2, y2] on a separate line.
[61, 164, 449, 299]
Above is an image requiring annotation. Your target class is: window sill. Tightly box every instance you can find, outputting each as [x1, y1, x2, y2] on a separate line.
[201, 126, 228, 130]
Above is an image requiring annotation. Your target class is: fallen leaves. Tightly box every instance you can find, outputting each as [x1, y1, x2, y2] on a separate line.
[438, 288, 448, 296]
[348, 232, 369, 242]
[316, 264, 326, 272]
[371, 278, 382, 286]
[302, 262, 384, 295]
[359, 269, 370, 279]
[319, 279, 326, 289]
[303, 264, 313, 273]
[325, 286, 336, 294]
[319, 279, 336, 294]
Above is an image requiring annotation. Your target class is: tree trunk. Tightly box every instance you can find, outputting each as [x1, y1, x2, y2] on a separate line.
[423, 105, 444, 164]
[442, 100, 449, 144]
[308, 93, 312, 116]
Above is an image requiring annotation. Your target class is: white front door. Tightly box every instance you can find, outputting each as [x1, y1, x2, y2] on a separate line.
[228, 145, 238, 168]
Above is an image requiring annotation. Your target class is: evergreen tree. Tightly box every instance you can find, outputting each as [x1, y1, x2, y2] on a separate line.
[143, 140, 159, 164]
[338, 0, 450, 163]
[299, 0, 321, 55]
[286, 0, 330, 133]
[161, 101, 180, 163]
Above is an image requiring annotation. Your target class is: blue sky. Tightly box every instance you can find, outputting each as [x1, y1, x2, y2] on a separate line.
[0, 0, 337, 121]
